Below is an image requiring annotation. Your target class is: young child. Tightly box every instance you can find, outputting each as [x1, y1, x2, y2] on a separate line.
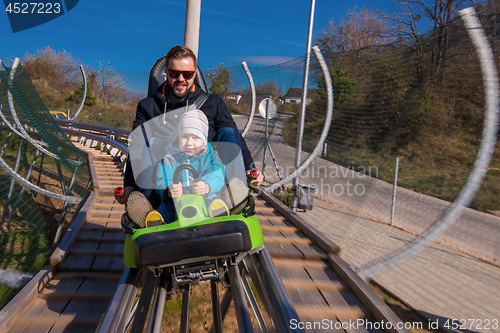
[155, 110, 225, 223]
[126, 110, 226, 227]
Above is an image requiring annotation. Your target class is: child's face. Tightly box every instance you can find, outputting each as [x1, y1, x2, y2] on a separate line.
[179, 133, 204, 156]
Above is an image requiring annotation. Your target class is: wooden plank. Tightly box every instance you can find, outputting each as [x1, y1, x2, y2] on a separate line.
[306, 268, 343, 283]
[48, 321, 100, 333]
[276, 266, 311, 280]
[71, 241, 100, 252]
[58, 255, 95, 271]
[100, 180, 123, 184]
[294, 243, 329, 260]
[96, 171, 122, 175]
[77, 235, 124, 242]
[261, 225, 298, 233]
[272, 258, 328, 269]
[282, 279, 344, 291]
[287, 287, 327, 307]
[81, 222, 108, 229]
[61, 299, 109, 322]
[101, 231, 126, 241]
[86, 216, 122, 223]
[70, 250, 122, 256]
[92, 256, 125, 272]
[255, 207, 276, 214]
[265, 242, 304, 259]
[8, 313, 103, 329]
[6, 297, 69, 333]
[38, 291, 115, 300]
[93, 203, 122, 208]
[97, 242, 124, 254]
[78, 229, 104, 239]
[259, 189, 341, 255]
[98, 196, 119, 201]
[295, 304, 364, 320]
[94, 161, 120, 165]
[89, 210, 123, 215]
[264, 235, 312, 245]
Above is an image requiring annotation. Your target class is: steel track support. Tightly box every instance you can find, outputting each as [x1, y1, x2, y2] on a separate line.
[34, 152, 44, 197]
[249, 249, 304, 333]
[180, 284, 191, 333]
[152, 272, 168, 333]
[96, 268, 142, 333]
[211, 280, 223, 333]
[52, 161, 81, 247]
[146, 272, 168, 333]
[0, 137, 24, 227]
[241, 265, 268, 332]
[5, 148, 40, 228]
[242, 256, 273, 323]
[228, 262, 254, 333]
[130, 269, 157, 333]
[210, 287, 233, 333]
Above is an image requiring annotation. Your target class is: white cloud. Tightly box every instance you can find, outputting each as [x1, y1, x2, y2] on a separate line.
[236, 56, 298, 66]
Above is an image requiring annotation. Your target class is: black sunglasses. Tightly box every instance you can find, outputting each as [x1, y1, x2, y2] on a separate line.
[167, 69, 196, 80]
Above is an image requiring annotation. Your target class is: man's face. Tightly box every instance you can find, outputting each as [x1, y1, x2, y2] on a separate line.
[166, 57, 197, 101]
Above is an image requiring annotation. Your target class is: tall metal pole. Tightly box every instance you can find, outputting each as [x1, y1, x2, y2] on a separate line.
[292, 0, 316, 211]
[184, 0, 202, 58]
[390, 157, 399, 226]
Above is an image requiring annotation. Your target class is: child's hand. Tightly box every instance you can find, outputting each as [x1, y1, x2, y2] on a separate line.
[169, 182, 183, 198]
[193, 181, 210, 196]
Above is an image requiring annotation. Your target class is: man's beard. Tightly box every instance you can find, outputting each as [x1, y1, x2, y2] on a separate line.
[168, 80, 194, 100]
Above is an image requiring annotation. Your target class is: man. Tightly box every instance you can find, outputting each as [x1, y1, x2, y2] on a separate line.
[116, 45, 263, 205]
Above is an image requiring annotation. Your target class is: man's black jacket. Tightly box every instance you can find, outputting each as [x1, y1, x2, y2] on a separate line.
[123, 82, 255, 188]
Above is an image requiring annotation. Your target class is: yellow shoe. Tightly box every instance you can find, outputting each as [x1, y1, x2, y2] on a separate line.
[210, 199, 230, 217]
[145, 210, 164, 228]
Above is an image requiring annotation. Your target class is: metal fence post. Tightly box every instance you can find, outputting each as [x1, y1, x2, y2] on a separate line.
[390, 157, 399, 227]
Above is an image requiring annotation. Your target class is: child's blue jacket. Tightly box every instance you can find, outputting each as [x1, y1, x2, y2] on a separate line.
[156, 142, 225, 202]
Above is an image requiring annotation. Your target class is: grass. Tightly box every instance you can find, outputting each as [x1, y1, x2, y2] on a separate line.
[0, 142, 88, 310]
[273, 186, 293, 207]
[282, 114, 500, 212]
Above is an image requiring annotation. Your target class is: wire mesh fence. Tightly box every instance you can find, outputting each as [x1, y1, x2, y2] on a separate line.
[0, 56, 91, 308]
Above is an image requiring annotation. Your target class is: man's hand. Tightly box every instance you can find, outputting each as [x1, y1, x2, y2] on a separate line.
[247, 168, 263, 187]
[114, 186, 134, 204]
[193, 181, 210, 196]
[169, 182, 183, 198]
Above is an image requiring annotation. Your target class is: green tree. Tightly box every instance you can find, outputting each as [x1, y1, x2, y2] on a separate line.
[67, 81, 97, 106]
[207, 63, 232, 97]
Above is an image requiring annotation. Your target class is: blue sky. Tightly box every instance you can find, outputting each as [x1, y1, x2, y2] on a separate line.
[1, 0, 388, 75]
